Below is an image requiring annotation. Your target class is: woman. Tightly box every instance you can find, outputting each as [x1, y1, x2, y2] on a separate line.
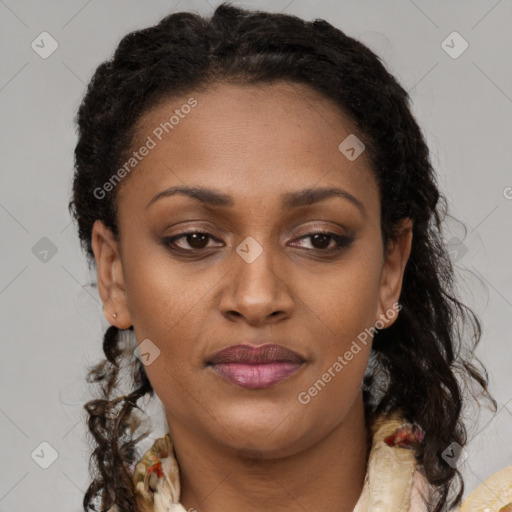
[68, 3, 508, 511]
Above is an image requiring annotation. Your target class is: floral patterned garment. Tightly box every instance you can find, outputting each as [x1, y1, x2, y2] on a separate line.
[105, 410, 512, 511]
[132, 434, 184, 512]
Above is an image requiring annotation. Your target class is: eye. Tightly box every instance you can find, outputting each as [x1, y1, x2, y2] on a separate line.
[163, 230, 223, 252]
[291, 231, 354, 253]
[163, 229, 354, 255]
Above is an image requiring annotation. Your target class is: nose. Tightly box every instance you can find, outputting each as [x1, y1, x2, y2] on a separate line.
[218, 240, 295, 326]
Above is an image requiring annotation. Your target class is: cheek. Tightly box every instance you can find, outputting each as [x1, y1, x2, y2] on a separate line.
[295, 340, 371, 435]
[122, 246, 209, 336]
[122, 251, 222, 387]
[298, 260, 381, 351]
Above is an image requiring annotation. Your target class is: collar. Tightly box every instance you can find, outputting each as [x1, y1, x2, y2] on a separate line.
[131, 410, 429, 512]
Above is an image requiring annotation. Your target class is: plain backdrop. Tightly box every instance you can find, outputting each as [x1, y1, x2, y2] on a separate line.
[0, 1, 511, 510]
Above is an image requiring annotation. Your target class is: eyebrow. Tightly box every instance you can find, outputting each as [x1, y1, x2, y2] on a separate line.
[145, 185, 366, 216]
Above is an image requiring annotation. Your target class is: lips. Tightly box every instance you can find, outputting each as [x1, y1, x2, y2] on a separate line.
[207, 343, 305, 365]
[206, 344, 306, 389]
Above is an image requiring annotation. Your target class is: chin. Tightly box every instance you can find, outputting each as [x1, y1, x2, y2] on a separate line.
[210, 403, 310, 457]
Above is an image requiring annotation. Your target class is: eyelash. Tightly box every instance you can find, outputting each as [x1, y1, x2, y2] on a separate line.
[163, 229, 354, 255]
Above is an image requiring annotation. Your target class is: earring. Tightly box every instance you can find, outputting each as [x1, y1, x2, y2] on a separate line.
[102, 305, 118, 320]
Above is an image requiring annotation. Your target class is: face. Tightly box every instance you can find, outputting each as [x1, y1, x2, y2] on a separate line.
[92, 81, 412, 458]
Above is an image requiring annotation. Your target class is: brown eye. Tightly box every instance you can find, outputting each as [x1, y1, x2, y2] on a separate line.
[184, 233, 210, 249]
[163, 231, 222, 252]
[310, 233, 332, 250]
[292, 231, 353, 253]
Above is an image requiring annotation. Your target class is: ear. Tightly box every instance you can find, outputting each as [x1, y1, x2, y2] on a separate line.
[376, 217, 413, 329]
[91, 220, 132, 329]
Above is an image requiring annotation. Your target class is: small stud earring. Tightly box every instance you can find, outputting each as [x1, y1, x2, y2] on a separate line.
[102, 305, 118, 321]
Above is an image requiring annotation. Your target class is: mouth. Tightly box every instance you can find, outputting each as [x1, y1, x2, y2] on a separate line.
[206, 343, 306, 390]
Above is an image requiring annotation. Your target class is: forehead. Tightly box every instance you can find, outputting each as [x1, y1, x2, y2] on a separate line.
[116, 81, 378, 214]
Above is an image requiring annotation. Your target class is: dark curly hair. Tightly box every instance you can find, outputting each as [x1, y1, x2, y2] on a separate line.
[68, 3, 497, 511]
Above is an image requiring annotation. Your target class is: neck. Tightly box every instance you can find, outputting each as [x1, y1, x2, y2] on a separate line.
[166, 394, 369, 512]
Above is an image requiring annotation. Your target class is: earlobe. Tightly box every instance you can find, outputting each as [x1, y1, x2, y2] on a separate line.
[376, 218, 413, 329]
[91, 220, 132, 329]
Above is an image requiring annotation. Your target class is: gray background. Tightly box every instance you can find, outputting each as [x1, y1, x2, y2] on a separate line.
[1, 0, 511, 510]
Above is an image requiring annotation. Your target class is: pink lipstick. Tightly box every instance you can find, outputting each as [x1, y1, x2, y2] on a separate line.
[206, 344, 305, 389]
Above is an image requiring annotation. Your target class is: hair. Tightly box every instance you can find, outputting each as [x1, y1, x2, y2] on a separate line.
[68, 3, 497, 511]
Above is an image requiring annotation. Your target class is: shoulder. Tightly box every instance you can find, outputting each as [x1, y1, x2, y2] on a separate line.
[460, 465, 512, 512]
[410, 465, 512, 512]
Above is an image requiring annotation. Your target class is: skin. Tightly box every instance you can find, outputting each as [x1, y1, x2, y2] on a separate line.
[91, 80, 413, 512]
